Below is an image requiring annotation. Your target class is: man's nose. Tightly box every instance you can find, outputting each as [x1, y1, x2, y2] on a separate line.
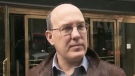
[71, 27, 81, 39]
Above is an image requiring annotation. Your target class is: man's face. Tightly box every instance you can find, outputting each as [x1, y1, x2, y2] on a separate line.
[46, 5, 88, 61]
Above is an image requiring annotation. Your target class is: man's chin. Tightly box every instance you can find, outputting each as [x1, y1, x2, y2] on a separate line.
[69, 52, 85, 60]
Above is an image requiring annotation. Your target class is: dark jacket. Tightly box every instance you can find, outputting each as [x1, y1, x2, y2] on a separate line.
[27, 48, 126, 76]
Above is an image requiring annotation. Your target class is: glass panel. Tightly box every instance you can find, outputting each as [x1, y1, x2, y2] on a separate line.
[28, 18, 52, 69]
[13, 15, 25, 76]
[0, 8, 5, 76]
[119, 22, 135, 76]
[93, 21, 115, 64]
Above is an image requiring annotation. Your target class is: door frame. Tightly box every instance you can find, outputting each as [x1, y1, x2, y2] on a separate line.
[24, 15, 47, 75]
[89, 18, 120, 66]
[117, 18, 135, 73]
[0, 6, 10, 76]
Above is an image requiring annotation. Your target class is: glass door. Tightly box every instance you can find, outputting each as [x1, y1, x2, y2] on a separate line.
[90, 19, 118, 65]
[118, 18, 135, 76]
[25, 15, 52, 75]
[0, 6, 10, 76]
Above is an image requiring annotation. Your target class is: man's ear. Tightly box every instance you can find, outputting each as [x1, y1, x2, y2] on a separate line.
[45, 30, 54, 45]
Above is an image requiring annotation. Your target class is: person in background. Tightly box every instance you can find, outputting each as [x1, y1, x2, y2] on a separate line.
[27, 3, 126, 76]
[15, 38, 25, 75]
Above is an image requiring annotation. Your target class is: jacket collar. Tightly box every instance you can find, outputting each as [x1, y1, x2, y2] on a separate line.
[86, 48, 101, 76]
[39, 48, 101, 76]
[86, 48, 100, 67]
[39, 50, 55, 76]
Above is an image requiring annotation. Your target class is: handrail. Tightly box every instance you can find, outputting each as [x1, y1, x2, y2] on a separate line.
[29, 64, 39, 66]
[106, 60, 114, 62]
[3, 58, 7, 76]
[100, 56, 114, 59]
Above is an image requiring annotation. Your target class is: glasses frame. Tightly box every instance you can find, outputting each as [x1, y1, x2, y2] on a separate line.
[49, 22, 90, 36]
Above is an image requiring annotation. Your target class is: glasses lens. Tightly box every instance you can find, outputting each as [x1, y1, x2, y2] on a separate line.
[60, 23, 89, 35]
[60, 25, 72, 35]
[78, 23, 89, 33]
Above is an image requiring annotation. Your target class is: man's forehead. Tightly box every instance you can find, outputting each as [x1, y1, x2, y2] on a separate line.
[50, 4, 83, 23]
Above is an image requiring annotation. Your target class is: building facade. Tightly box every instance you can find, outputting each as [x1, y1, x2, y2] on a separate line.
[0, 0, 135, 76]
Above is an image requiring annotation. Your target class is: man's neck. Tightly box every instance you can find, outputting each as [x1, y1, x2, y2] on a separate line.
[56, 54, 83, 75]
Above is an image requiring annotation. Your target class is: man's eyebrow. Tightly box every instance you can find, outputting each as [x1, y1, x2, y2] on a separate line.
[61, 21, 85, 26]
[79, 21, 85, 23]
[77, 21, 85, 24]
[62, 23, 72, 27]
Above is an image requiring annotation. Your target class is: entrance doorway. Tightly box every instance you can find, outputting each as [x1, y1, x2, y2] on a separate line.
[90, 19, 118, 65]
[24, 15, 52, 75]
[118, 18, 135, 76]
[10, 14, 24, 76]
[10, 14, 51, 76]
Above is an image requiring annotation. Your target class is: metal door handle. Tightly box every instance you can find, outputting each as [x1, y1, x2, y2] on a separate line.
[3, 58, 7, 76]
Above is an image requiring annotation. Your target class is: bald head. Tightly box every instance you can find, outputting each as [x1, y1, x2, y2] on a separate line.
[47, 4, 84, 29]
[51, 4, 82, 17]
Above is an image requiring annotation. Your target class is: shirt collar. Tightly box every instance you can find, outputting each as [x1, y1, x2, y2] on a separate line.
[52, 54, 61, 70]
[52, 53, 89, 71]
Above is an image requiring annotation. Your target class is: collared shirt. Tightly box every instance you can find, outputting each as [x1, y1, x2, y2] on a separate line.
[52, 54, 89, 76]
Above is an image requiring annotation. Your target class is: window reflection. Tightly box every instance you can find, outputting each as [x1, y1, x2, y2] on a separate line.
[28, 18, 53, 68]
[93, 21, 115, 64]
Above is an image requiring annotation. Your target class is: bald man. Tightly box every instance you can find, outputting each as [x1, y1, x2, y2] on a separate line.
[27, 4, 126, 76]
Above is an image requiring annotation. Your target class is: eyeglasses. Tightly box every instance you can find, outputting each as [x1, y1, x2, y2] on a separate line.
[49, 22, 89, 36]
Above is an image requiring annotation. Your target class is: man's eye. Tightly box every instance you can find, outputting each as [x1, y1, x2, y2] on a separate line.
[77, 24, 85, 29]
[61, 26, 72, 31]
